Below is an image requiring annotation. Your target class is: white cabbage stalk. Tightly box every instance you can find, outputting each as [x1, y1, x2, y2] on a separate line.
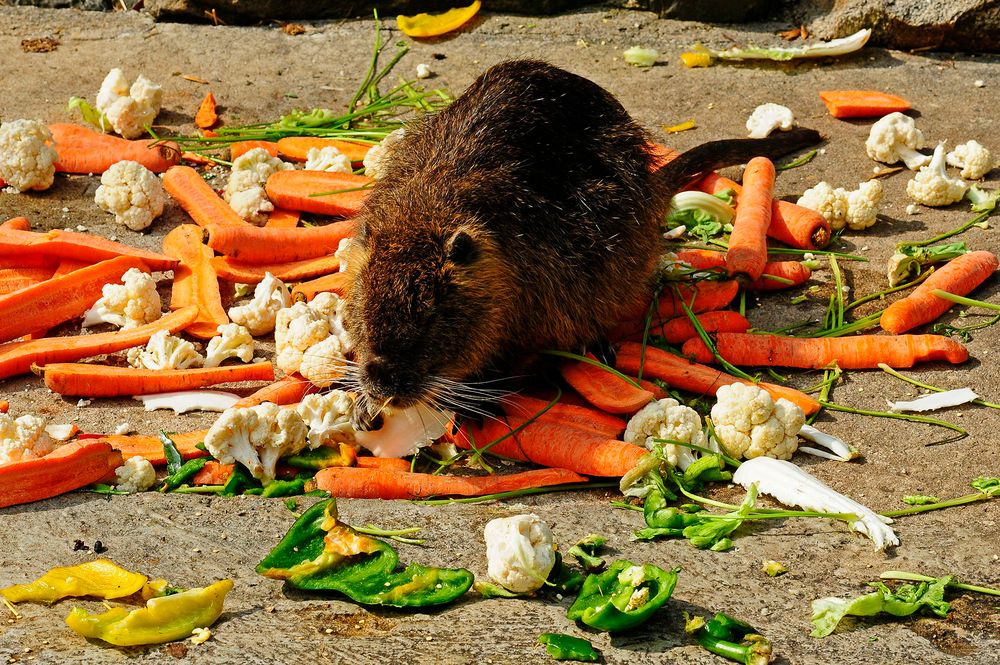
[888, 388, 979, 413]
[797, 424, 860, 462]
[733, 457, 899, 550]
[703, 28, 871, 62]
[354, 403, 453, 458]
[135, 391, 241, 414]
[669, 191, 735, 224]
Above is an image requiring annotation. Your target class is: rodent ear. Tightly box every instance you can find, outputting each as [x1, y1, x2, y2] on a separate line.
[446, 229, 479, 265]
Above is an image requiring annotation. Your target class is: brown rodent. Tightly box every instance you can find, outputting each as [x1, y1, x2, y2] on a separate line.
[344, 59, 819, 428]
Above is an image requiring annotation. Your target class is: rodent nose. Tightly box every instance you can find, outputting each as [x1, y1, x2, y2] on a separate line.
[362, 357, 394, 396]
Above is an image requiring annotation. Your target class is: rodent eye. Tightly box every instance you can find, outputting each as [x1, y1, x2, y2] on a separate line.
[446, 230, 478, 265]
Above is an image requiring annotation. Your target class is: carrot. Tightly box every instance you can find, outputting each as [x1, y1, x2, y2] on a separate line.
[0, 255, 61, 270]
[613, 280, 739, 340]
[637, 377, 669, 399]
[501, 394, 626, 438]
[194, 91, 218, 129]
[292, 271, 350, 302]
[231, 140, 278, 160]
[726, 157, 774, 281]
[315, 466, 587, 500]
[655, 311, 751, 344]
[0, 400, 8, 413]
[163, 165, 249, 228]
[616, 341, 820, 415]
[266, 208, 301, 228]
[356, 457, 412, 472]
[881, 250, 999, 334]
[163, 224, 228, 339]
[264, 170, 371, 217]
[181, 151, 214, 166]
[748, 261, 813, 291]
[697, 172, 831, 250]
[0, 305, 197, 380]
[819, 90, 912, 119]
[0, 440, 122, 509]
[52, 258, 90, 278]
[0, 255, 150, 344]
[1, 217, 31, 231]
[206, 220, 354, 263]
[49, 123, 179, 174]
[91, 429, 209, 466]
[675, 249, 726, 270]
[0, 227, 177, 272]
[276, 137, 371, 164]
[39, 361, 275, 397]
[646, 143, 681, 171]
[559, 357, 654, 414]
[231, 373, 316, 408]
[211, 253, 341, 284]
[682, 332, 969, 369]
[192, 460, 233, 485]
[0, 266, 56, 295]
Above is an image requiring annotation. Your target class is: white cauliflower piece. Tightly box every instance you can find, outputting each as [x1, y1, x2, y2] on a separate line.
[844, 179, 883, 231]
[624, 398, 706, 470]
[274, 292, 352, 377]
[203, 402, 308, 483]
[415, 63, 432, 79]
[745, 103, 794, 139]
[710, 383, 804, 461]
[295, 391, 355, 449]
[797, 182, 849, 230]
[127, 329, 203, 370]
[298, 335, 350, 388]
[335, 237, 352, 272]
[354, 403, 451, 458]
[94, 160, 167, 231]
[203, 323, 254, 368]
[362, 128, 405, 179]
[96, 70, 163, 139]
[303, 146, 353, 174]
[0, 413, 59, 465]
[0, 119, 58, 193]
[484, 514, 555, 593]
[906, 143, 968, 207]
[114, 456, 157, 493]
[96, 67, 131, 111]
[82, 267, 162, 330]
[228, 272, 291, 336]
[946, 140, 994, 180]
[223, 148, 293, 225]
[865, 112, 930, 170]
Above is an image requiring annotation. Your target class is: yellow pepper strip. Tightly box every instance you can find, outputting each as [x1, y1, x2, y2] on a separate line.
[680, 52, 713, 68]
[397, 1, 481, 38]
[665, 120, 697, 134]
[1, 560, 147, 604]
[65, 579, 233, 647]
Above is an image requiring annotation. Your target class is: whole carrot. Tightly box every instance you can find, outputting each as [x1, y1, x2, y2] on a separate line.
[654, 310, 751, 344]
[291, 271, 349, 302]
[881, 250, 999, 334]
[39, 361, 275, 397]
[559, 357, 654, 414]
[206, 220, 354, 263]
[211, 254, 341, 284]
[726, 157, 775, 281]
[163, 224, 228, 339]
[276, 137, 371, 164]
[163, 165, 249, 227]
[231, 374, 316, 408]
[0, 228, 177, 272]
[682, 332, 969, 369]
[0, 440, 123, 509]
[49, 123, 179, 174]
[265, 170, 371, 217]
[194, 92, 218, 129]
[89, 429, 209, 466]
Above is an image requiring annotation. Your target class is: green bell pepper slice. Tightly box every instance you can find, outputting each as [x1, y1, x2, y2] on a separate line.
[538, 633, 601, 661]
[566, 560, 679, 632]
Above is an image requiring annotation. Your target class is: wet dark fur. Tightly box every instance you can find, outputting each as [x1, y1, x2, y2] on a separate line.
[344, 60, 819, 424]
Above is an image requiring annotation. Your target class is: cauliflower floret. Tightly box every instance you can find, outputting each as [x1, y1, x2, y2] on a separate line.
[0, 413, 59, 465]
[274, 292, 352, 377]
[710, 383, 804, 461]
[127, 329, 203, 370]
[223, 148, 293, 225]
[946, 140, 994, 180]
[362, 128, 405, 179]
[745, 103, 794, 139]
[354, 403, 451, 458]
[94, 160, 167, 231]
[906, 143, 968, 207]
[228, 272, 291, 336]
[114, 456, 157, 493]
[298, 334, 350, 388]
[203, 323, 254, 368]
[335, 237, 352, 272]
[96, 67, 131, 110]
[797, 182, 849, 230]
[96, 70, 163, 140]
[624, 398, 706, 470]
[82, 267, 162, 330]
[303, 146, 353, 174]
[484, 514, 555, 593]
[203, 402, 308, 482]
[865, 112, 930, 170]
[295, 391, 355, 449]
[845, 179, 883, 231]
[0, 119, 58, 193]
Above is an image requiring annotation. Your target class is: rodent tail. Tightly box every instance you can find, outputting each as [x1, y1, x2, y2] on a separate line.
[651, 127, 823, 193]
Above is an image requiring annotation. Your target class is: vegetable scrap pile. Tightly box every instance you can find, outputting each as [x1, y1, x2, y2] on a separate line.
[1, 13, 1000, 661]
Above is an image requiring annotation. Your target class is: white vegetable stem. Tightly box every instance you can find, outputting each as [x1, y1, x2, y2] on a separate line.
[797, 424, 859, 462]
[888, 388, 979, 413]
[355, 403, 453, 458]
[669, 191, 735, 224]
[134, 391, 241, 414]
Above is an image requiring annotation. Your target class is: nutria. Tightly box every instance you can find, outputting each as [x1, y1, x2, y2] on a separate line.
[344, 59, 819, 429]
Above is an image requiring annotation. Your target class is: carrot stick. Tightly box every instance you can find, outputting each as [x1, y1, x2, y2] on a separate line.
[1, 217, 31, 231]
[276, 137, 371, 164]
[90, 429, 209, 466]
[206, 220, 354, 263]
[163, 165, 249, 228]
[356, 457, 412, 472]
[194, 92, 218, 129]
[682, 332, 969, 369]
[726, 157, 774, 281]
[818, 90, 911, 119]
[52, 259, 89, 278]
[613, 280, 739, 339]
[265, 208, 301, 228]
[315, 466, 588, 500]
[231, 373, 316, 408]
[0, 440, 123, 509]
[192, 460, 233, 485]
[697, 172, 831, 250]
[616, 341, 820, 415]
[264, 170, 371, 217]
[211, 254, 341, 284]
[39, 361, 275, 397]
[559, 357, 654, 414]
[163, 224, 228, 339]
[49, 123, 179, 174]
[675, 249, 726, 270]
[231, 141, 278, 160]
[501, 394, 626, 438]
[0, 255, 61, 270]
[0, 256, 150, 344]
[0, 305, 197, 380]
[656, 311, 751, 344]
[0, 227, 177, 272]
[880, 250, 999, 334]
[0, 267, 56, 295]
[291, 271, 349, 302]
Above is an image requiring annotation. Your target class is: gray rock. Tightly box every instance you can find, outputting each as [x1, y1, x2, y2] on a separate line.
[6, 0, 110, 9]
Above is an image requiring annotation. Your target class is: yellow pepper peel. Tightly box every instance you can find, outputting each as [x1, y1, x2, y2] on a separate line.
[1, 560, 147, 604]
[397, 1, 481, 38]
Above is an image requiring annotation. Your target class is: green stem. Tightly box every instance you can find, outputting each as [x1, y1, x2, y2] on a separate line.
[411, 481, 618, 505]
[878, 363, 1000, 410]
[650, 437, 741, 468]
[473, 386, 563, 459]
[355, 524, 426, 545]
[677, 293, 756, 382]
[173, 485, 224, 494]
[844, 270, 932, 313]
[776, 149, 818, 171]
[819, 400, 967, 439]
[879, 571, 1000, 597]
[610, 501, 644, 512]
[881, 492, 993, 517]
[899, 208, 993, 248]
[930, 290, 1000, 313]
[813, 310, 883, 338]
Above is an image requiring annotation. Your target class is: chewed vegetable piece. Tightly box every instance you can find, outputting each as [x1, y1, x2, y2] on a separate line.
[538, 633, 601, 662]
[397, 1, 481, 38]
[797, 424, 860, 462]
[810, 576, 951, 638]
[888, 388, 979, 413]
[44, 423, 79, 442]
[684, 28, 870, 64]
[135, 390, 241, 414]
[354, 403, 453, 458]
[2, 560, 147, 604]
[818, 90, 912, 119]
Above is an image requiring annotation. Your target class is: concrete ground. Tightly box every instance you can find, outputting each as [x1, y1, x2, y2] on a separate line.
[1, 6, 999, 664]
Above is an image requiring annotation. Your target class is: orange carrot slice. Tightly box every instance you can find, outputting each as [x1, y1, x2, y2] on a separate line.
[726, 157, 774, 281]
[355, 457, 412, 472]
[194, 92, 218, 129]
[210, 254, 341, 284]
[819, 90, 912, 119]
[0, 227, 177, 272]
[163, 165, 249, 227]
[163, 224, 229, 339]
[291, 271, 349, 301]
[49, 123, 179, 174]
[315, 465, 585, 499]
[231, 141, 278, 160]
[265, 208, 301, 228]
[205, 220, 354, 263]
[90, 429, 209, 466]
[231, 374, 316, 408]
[559, 357, 654, 414]
[0, 440, 123, 509]
[265, 170, 371, 217]
[0, 266, 56, 295]
[276, 137, 371, 164]
[0, 217, 31, 231]
[39, 361, 274, 397]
